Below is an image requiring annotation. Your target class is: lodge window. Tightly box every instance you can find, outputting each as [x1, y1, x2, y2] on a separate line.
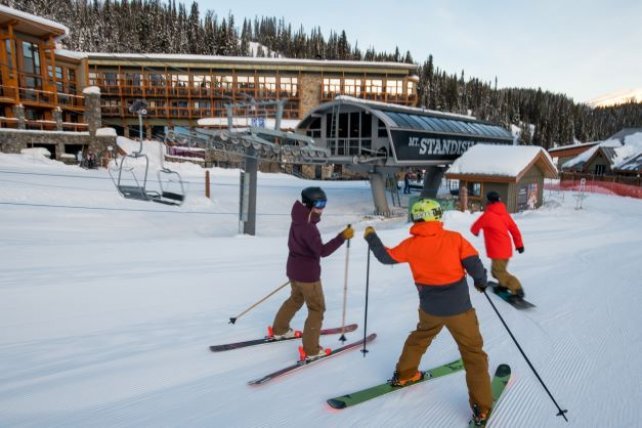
[467, 182, 481, 197]
[5, 40, 14, 76]
[280, 77, 297, 96]
[594, 164, 606, 175]
[149, 73, 166, 86]
[344, 79, 362, 96]
[386, 80, 403, 95]
[55, 66, 64, 93]
[22, 41, 40, 74]
[237, 76, 255, 89]
[365, 79, 383, 94]
[323, 78, 341, 95]
[68, 69, 76, 93]
[21, 41, 41, 89]
[258, 76, 276, 95]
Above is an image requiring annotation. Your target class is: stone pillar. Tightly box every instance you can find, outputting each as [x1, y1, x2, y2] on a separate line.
[13, 104, 25, 129]
[83, 88, 102, 136]
[53, 107, 63, 131]
[368, 168, 391, 216]
[299, 74, 323, 118]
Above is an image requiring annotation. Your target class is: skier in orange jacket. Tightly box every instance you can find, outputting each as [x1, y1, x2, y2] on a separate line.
[471, 191, 525, 298]
[364, 198, 492, 426]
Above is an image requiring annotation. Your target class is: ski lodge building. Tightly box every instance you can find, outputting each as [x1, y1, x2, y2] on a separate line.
[0, 4, 419, 159]
[0, 5, 520, 216]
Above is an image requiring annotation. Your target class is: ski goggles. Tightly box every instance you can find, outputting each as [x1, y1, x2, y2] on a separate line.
[312, 199, 327, 209]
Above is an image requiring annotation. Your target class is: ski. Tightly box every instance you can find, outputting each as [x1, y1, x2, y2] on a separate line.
[468, 364, 512, 427]
[326, 358, 465, 409]
[248, 333, 377, 386]
[209, 323, 358, 352]
[488, 282, 535, 309]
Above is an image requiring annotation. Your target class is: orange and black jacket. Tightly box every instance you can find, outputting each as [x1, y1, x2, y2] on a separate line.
[365, 221, 487, 316]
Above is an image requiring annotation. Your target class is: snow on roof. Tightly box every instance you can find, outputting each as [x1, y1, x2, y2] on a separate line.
[0, 4, 69, 36]
[446, 144, 556, 178]
[548, 140, 600, 153]
[55, 49, 87, 60]
[96, 127, 117, 137]
[334, 95, 476, 120]
[82, 86, 101, 95]
[84, 52, 418, 70]
[561, 131, 642, 170]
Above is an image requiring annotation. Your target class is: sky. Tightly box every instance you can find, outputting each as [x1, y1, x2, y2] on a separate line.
[1, 140, 642, 426]
[198, 0, 642, 104]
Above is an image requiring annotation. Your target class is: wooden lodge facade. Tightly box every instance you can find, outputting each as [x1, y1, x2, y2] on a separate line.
[0, 5, 419, 162]
[84, 53, 419, 139]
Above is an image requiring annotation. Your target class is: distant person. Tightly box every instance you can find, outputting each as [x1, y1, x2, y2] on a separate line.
[270, 187, 354, 361]
[364, 198, 493, 426]
[470, 191, 525, 300]
[76, 149, 83, 166]
[403, 171, 412, 194]
[87, 152, 95, 169]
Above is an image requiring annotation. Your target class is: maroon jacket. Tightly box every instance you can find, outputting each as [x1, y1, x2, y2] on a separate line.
[286, 201, 345, 282]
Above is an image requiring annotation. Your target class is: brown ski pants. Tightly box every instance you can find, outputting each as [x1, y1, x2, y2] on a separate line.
[272, 280, 325, 356]
[395, 308, 493, 413]
[491, 258, 522, 293]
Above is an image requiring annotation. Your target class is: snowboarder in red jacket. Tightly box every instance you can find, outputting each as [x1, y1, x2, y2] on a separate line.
[470, 191, 525, 298]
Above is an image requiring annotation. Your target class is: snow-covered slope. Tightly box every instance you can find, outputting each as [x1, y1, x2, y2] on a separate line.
[0, 150, 640, 427]
[587, 88, 642, 107]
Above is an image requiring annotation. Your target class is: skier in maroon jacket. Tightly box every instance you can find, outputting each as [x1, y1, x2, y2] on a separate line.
[271, 187, 354, 361]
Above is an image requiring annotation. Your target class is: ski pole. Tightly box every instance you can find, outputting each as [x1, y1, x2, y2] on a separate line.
[228, 280, 290, 324]
[483, 290, 568, 421]
[361, 246, 371, 356]
[339, 224, 351, 342]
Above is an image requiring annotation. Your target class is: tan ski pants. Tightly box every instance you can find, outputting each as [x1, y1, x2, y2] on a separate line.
[272, 280, 325, 356]
[395, 308, 493, 413]
[491, 258, 523, 293]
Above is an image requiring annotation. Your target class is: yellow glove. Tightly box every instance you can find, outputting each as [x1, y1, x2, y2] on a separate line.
[341, 225, 354, 240]
[364, 226, 375, 238]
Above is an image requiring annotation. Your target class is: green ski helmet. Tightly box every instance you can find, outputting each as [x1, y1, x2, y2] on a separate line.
[410, 198, 443, 222]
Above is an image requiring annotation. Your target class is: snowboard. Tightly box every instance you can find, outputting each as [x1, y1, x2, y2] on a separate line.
[488, 282, 535, 309]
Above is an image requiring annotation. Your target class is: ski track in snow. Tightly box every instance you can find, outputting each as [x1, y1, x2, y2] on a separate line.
[1, 152, 642, 427]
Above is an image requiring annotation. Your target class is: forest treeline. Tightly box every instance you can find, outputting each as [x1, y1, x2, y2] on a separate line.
[4, 0, 641, 147]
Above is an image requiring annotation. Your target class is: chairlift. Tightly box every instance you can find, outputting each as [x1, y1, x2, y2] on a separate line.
[155, 135, 186, 206]
[109, 99, 185, 205]
[109, 136, 161, 202]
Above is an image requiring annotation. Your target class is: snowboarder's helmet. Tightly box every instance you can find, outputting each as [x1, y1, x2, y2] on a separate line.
[410, 198, 443, 222]
[486, 191, 500, 203]
[301, 187, 327, 209]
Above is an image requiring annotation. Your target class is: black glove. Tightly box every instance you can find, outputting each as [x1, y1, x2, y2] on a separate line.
[474, 281, 487, 293]
[517, 246, 524, 254]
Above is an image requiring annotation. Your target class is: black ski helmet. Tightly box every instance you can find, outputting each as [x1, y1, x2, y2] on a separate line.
[301, 186, 327, 208]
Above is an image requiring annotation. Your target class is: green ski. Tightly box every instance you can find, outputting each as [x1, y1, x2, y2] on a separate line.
[469, 364, 511, 427]
[326, 358, 464, 409]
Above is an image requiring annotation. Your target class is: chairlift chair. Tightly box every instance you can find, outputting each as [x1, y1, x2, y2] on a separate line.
[155, 167, 185, 205]
[109, 146, 160, 202]
[154, 136, 186, 206]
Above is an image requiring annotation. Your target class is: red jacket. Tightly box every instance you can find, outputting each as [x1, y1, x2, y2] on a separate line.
[470, 202, 523, 259]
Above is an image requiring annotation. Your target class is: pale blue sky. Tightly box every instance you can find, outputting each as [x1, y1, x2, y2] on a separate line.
[198, 0, 641, 103]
